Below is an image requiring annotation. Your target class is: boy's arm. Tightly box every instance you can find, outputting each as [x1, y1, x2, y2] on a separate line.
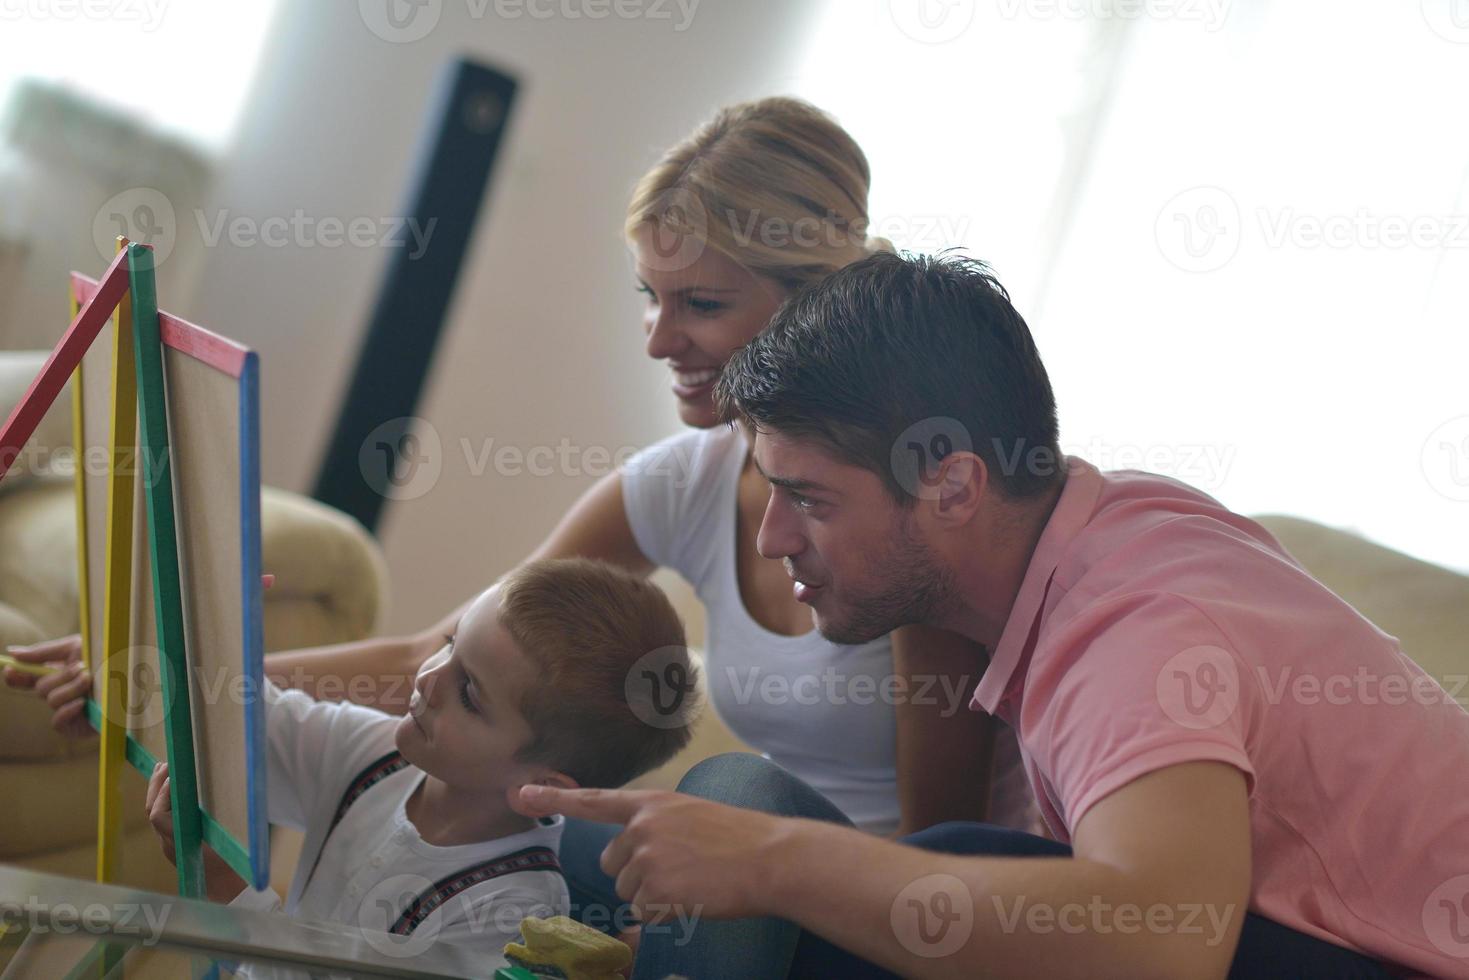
[520, 760, 1251, 980]
[0, 621, 445, 737]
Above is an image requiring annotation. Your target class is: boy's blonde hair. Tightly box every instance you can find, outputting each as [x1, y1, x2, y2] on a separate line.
[500, 558, 698, 788]
[625, 96, 890, 294]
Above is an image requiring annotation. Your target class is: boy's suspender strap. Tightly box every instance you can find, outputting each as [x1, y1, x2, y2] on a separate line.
[389, 845, 563, 935]
[329, 750, 412, 832]
[302, 750, 411, 892]
[299, 750, 565, 932]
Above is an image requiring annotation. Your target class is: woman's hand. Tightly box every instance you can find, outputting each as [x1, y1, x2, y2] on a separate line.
[3, 635, 95, 740]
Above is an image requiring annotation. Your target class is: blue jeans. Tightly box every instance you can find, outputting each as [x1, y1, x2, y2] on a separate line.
[561, 754, 1391, 980]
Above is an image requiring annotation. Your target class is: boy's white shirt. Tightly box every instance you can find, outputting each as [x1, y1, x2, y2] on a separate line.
[227, 681, 567, 971]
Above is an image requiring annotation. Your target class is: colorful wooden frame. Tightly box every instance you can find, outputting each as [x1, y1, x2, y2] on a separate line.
[69, 244, 269, 894]
[154, 280, 269, 893]
[71, 239, 139, 889]
[0, 248, 131, 485]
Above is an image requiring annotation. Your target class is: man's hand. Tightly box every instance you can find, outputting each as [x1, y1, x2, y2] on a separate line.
[523, 762, 1250, 980]
[3, 635, 94, 739]
[518, 785, 798, 922]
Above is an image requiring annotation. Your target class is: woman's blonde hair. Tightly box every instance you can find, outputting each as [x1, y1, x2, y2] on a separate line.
[625, 97, 889, 294]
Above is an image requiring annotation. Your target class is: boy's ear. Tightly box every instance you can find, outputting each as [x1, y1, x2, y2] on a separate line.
[506, 771, 579, 817]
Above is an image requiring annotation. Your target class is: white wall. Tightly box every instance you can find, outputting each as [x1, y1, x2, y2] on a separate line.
[795, 0, 1469, 575]
[192, 0, 825, 636]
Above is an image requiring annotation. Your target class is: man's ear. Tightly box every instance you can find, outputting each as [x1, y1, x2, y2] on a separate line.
[506, 771, 579, 817]
[928, 452, 988, 525]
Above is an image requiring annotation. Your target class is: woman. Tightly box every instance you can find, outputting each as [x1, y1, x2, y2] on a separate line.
[9, 96, 1036, 938]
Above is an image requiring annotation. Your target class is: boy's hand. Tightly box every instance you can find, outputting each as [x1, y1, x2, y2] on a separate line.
[144, 762, 248, 902]
[3, 635, 94, 740]
[145, 762, 178, 865]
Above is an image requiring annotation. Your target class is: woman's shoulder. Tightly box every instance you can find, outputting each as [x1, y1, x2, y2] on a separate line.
[619, 425, 744, 575]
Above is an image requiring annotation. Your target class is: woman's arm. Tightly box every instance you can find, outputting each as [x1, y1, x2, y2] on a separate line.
[264, 635, 425, 714]
[9, 470, 657, 731]
[271, 468, 655, 712]
[889, 624, 996, 835]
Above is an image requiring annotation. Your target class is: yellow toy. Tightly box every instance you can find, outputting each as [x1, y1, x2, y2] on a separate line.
[503, 915, 632, 980]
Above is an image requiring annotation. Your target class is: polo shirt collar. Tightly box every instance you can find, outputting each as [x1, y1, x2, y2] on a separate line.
[971, 456, 1104, 713]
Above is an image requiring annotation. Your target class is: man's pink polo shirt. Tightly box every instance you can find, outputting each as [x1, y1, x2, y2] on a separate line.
[972, 457, 1469, 977]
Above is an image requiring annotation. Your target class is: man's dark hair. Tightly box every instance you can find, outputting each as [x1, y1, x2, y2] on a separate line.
[716, 250, 1062, 502]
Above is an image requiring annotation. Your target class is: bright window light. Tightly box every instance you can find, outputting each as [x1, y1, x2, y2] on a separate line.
[797, 1, 1469, 572]
[0, 0, 282, 152]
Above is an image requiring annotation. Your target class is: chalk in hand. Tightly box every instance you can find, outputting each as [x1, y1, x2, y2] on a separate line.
[0, 652, 62, 677]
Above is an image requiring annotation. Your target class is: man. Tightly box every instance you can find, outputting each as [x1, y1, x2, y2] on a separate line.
[520, 252, 1469, 979]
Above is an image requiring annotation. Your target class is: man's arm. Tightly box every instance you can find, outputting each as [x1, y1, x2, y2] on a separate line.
[519, 761, 1250, 980]
[889, 624, 995, 833]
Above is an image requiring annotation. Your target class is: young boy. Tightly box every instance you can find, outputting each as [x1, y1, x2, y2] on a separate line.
[143, 557, 697, 964]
